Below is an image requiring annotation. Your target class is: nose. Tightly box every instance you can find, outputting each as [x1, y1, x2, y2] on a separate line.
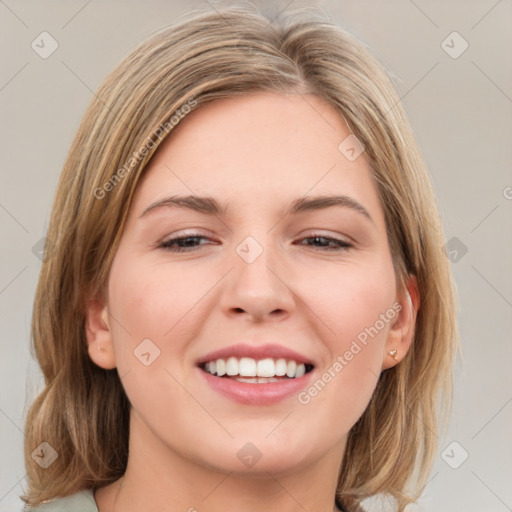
[220, 238, 295, 323]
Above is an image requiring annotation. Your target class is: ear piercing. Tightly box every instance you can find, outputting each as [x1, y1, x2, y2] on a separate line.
[97, 346, 106, 353]
[389, 349, 398, 360]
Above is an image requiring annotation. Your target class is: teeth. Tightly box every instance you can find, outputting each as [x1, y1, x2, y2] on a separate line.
[286, 360, 297, 378]
[226, 357, 238, 376]
[275, 358, 287, 376]
[257, 358, 275, 377]
[216, 359, 226, 377]
[236, 377, 280, 384]
[295, 363, 306, 378]
[239, 357, 257, 377]
[202, 357, 309, 379]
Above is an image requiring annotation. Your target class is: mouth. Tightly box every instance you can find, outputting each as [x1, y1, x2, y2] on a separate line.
[196, 343, 316, 404]
[198, 357, 315, 384]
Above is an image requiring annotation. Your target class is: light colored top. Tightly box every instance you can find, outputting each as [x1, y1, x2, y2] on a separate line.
[25, 488, 363, 512]
[26, 489, 98, 512]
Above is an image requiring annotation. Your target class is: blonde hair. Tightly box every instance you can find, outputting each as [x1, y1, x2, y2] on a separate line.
[22, 5, 459, 511]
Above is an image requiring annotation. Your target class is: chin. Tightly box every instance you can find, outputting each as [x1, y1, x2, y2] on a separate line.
[190, 436, 318, 476]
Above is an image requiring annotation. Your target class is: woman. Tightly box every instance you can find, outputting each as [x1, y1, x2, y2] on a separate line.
[22, 5, 459, 512]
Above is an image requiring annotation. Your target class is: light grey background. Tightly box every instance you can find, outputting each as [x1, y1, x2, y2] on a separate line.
[1, 1, 511, 511]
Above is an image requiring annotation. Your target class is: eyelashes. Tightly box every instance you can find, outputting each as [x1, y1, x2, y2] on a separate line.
[158, 233, 353, 253]
[159, 235, 211, 252]
[296, 235, 353, 251]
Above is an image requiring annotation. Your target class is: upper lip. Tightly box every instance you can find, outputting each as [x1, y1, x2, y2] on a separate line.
[196, 343, 315, 367]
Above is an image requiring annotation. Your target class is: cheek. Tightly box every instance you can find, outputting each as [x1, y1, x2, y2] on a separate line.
[293, 259, 396, 419]
[295, 257, 396, 349]
[108, 256, 212, 345]
[105, 255, 221, 399]
[104, 260, 192, 418]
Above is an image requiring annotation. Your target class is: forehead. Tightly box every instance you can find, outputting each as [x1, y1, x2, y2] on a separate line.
[151, 91, 352, 170]
[132, 92, 384, 226]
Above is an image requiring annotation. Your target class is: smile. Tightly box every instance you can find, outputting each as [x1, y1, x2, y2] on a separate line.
[200, 357, 314, 382]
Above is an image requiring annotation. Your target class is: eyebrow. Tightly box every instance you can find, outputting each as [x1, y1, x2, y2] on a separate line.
[139, 194, 374, 224]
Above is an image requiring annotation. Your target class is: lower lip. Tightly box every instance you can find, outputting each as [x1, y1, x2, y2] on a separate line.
[197, 367, 315, 405]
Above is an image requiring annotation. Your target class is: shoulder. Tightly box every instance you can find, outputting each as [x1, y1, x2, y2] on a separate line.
[25, 489, 98, 512]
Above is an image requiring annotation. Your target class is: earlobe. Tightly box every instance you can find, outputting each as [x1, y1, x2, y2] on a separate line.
[382, 275, 420, 371]
[85, 298, 117, 370]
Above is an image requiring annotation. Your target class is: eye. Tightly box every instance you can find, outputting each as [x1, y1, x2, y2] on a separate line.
[295, 234, 353, 251]
[158, 233, 353, 253]
[159, 234, 213, 253]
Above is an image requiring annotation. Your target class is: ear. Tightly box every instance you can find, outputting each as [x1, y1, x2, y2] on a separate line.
[381, 274, 420, 370]
[85, 298, 117, 370]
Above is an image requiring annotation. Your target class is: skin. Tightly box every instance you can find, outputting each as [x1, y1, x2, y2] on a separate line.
[86, 91, 419, 512]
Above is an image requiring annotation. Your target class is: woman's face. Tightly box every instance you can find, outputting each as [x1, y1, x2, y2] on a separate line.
[88, 92, 414, 476]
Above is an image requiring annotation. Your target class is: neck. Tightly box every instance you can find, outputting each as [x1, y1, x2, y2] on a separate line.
[96, 411, 346, 512]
